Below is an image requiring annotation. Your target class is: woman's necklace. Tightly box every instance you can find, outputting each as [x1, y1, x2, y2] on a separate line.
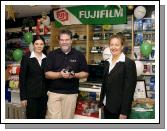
[112, 55, 121, 64]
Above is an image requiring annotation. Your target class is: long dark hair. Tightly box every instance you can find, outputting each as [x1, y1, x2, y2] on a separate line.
[32, 35, 45, 45]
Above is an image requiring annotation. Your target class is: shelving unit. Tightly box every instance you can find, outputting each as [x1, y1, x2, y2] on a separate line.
[5, 28, 24, 104]
[88, 16, 133, 64]
[134, 17, 155, 99]
[5, 28, 27, 119]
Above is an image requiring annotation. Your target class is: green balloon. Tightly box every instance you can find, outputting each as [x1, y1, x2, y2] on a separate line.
[140, 42, 152, 57]
[24, 32, 33, 44]
[13, 49, 23, 61]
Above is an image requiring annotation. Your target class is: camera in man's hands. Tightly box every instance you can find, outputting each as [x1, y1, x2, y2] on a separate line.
[63, 68, 75, 76]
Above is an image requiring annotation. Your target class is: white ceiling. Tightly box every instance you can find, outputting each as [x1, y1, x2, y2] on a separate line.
[11, 5, 53, 18]
[6, 5, 77, 19]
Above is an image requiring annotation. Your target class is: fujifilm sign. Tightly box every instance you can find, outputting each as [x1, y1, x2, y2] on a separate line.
[54, 5, 127, 27]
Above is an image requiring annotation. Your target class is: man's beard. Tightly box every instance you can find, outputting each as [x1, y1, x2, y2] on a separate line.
[61, 46, 71, 53]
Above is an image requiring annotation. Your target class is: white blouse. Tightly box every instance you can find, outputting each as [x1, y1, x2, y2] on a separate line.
[30, 51, 46, 66]
[108, 52, 125, 73]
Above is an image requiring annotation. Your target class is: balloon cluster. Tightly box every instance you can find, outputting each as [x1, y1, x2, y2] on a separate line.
[102, 25, 112, 31]
[23, 31, 33, 53]
[12, 49, 23, 62]
[24, 32, 33, 44]
[22, 27, 33, 54]
[134, 6, 146, 20]
[140, 41, 152, 57]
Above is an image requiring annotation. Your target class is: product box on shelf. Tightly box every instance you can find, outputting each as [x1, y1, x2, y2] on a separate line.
[75, 91, 100, 118]
[134, 32, 143, 46]
[134, 20, 143, 31]
[134, 46, 142, 60]
[75, 100, 99, 118]
[149, 46, 155, 60]
[10, 89, 20, 104]
[143, 62, 151, 75]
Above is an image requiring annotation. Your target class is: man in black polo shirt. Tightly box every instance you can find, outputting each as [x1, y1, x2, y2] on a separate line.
[45, 29, 89, 119]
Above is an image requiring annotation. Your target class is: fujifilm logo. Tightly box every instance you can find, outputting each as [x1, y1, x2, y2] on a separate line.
[79, 8, 124, 19]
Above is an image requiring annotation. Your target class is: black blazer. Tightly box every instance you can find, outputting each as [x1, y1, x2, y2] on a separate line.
[99, 57, 137, 116]
[19, 52, 47, 100]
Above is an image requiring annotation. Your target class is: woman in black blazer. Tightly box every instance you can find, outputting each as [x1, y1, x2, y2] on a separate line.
[99, 34, 137, 119]
[19, 35, 48, 119]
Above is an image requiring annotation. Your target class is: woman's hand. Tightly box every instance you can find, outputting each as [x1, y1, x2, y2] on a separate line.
[21, 100, 27, 107]
[119, 114, 127, 119]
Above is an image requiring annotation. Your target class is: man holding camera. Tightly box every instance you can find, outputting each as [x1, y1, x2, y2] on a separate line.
[45, 29, 89, 119]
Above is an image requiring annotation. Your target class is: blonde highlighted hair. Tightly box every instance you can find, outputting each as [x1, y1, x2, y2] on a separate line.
[109, 33, 125, 46]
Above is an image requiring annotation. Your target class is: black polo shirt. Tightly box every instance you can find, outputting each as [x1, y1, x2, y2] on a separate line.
[45, 48, 88, 94]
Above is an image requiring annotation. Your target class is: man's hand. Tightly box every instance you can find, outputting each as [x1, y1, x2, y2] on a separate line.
[60, 70, 70, 78]
[60, 69, 75, 79]
[119, 114, 127, 119]
[21, 100, 27, 107]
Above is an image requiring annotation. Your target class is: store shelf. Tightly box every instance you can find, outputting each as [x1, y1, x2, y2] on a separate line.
[134, 29, 155, 32]
[8, 88, 20, 93]
[141, 74, 155, 76]
[134, 59, 155, 62]
[25, 25, 51, 36]
[79, 87, 101, 93]
[134, 17, 155, 100]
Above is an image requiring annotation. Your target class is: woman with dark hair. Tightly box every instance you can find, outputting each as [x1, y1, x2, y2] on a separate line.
[98, 34, 137, 119]
[19, 35, 48, 119]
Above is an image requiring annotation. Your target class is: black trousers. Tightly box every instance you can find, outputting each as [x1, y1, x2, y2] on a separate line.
[103, 106, 120, 119]
[26, 97, 47, 119]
